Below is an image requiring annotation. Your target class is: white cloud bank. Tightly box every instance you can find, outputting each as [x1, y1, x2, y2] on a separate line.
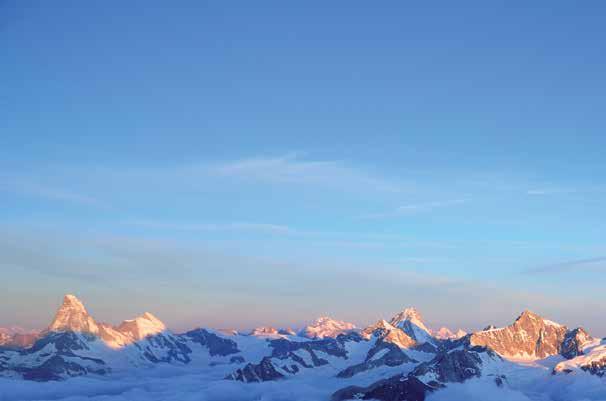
[3, 371, 606, 401]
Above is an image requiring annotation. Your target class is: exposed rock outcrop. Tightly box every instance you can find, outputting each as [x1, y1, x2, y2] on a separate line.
[469, 310, 567, 359]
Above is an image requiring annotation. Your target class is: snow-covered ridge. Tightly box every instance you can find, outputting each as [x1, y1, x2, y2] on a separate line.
[554, 338, 606, 375]
[434, 326, 467, 340]
[300, 316, 356, 339]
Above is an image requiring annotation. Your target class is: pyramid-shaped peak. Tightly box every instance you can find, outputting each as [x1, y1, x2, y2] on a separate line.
[361, 319, 396, 337]
[117, 312, 166, 341]
[48, 294, 99, 334]
[365, 319, 394, 330]
[389, 307, 434, 344]
[140, 312, 163, 323]
[403, 307, 422, 318]
[518, 309, 540, 319]
[515, 310, 559, 324]
[62, 294, 86, 309]
[390, 307, 425, 325]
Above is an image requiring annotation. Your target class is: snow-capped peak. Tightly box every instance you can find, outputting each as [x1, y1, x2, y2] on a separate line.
[361, 319, 395, 337]
[300, 316, 356, 339]
[47, 294, 99, 335]
[389, 307, 434, 344]
[116, 312, 166, 341]
[250, 327, 280, 336]
[434, 327, 467, 340]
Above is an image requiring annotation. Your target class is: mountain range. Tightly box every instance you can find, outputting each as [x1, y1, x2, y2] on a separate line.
[1, 294, 605, 401]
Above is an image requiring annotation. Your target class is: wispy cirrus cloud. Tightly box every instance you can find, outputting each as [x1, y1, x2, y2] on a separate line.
[361, 199, 468, 219]
[526, 188, 577, 196]
[525, 256, 606, 274]
[208, 153, 406, 193]
[126, 220, 294, 235]
[0, 177, 105, 207]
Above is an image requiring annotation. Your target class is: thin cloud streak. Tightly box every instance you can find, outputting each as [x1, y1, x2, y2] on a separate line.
[396, 199, 468, 213]
[0, 177, 105, 207]
[525, 256, 606, 274]
[361, 199, 468, 219]
[526, 188, 577, 196]
[209, 154, 407, 193]
[126, 220, 294, 235]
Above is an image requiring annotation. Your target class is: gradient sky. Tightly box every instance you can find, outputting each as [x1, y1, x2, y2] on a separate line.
[1, 1, 606, 335]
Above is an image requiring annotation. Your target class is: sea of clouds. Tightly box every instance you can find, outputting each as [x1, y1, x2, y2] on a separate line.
[2, 367, 606, 401]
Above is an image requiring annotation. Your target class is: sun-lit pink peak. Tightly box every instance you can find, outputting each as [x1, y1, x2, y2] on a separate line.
[390, 307, 428, 328]
[434, 327, 468, 340]
[389, 307, 434, 344]
[301, 316, 356, 339]
[250, 326, 280, 336]
[391, 307, 423, 323]
[116, 312, 166, 341]
[48, 294, 100, 334]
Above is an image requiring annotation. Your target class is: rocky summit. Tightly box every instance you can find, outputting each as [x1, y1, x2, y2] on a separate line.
[469, 310, 568, 359]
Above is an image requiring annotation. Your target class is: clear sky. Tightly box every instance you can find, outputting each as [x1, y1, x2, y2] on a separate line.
[1, 1, 606, 335]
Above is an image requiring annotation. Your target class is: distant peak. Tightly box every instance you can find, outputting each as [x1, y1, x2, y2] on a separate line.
[141, 312, 162, 322]
[300, 316, 356, 339]
[48, 294, 98, 334]
[389, 307, 434, 344]
[117, 312, 166, 341]
[361, 319, 396, 337]
[519, 309, 537, 318]
[389, 307, 425, 325]
[434, 326, 467, 340]
[62, 294, 85, 308]
[402, 307, 423, 319]
[403, 307, 421, 317]
[515, 310, 559, 326]
[250, 326, 279, 336]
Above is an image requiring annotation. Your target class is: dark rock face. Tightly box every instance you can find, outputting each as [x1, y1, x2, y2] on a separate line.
[470, 310, 567, 359]
[227, 357, 285, 382]
[227, 336, 355, 382]
[29, 332, 92, 354]
[13, 332, 110, 381]
[336, 331, 364, 345]
[561, 328, 592, 359]
[136, 333, 192, 364]
[182, 328, 240, 356]
[269, 337, 348, 361]
[230, 355, 245, 364]
[332, 375, 433, 401]
[580, 356, 606, 377]
[337, 323, 418, 379]
[21, 355, 108, 381]
[337, 343, 414, 378]
[333, 342, 501, 401]
[411, 346, 493, 384]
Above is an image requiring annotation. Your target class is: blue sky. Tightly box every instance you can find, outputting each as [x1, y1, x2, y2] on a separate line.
[1, 1, 606, 335]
